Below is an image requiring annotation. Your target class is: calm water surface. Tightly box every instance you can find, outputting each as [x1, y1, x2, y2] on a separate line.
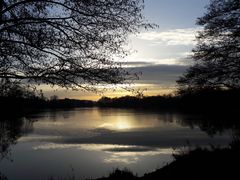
[0, 108, 234, 180]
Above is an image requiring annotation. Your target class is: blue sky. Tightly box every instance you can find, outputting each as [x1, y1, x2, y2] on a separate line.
[44, 0, 211, 100]
[144, 0, 210, 29]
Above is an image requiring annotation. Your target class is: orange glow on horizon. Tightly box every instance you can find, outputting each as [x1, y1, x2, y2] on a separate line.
[69, 88, 175, 101]
[40, 83, 176, 101]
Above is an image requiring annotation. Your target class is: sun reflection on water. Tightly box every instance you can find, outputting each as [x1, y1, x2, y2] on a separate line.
[115, 121, 131, 130]
[98, 117, 133, 130]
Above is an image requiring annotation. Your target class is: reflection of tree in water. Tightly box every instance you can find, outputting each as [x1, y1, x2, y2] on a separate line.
[0, 118, 33, 161]
[175, 114, 240, 137]
[156, 112, 240, 137]
[0, 118, 34, 179]
[0, 119, 22, 161]
[31, 109, 75, 122]
[0, 172, 8, 180]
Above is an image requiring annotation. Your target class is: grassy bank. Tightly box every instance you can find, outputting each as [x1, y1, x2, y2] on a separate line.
[93, 140, 240, 180]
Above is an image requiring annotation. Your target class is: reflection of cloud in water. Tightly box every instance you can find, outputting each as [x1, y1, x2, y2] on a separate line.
[18, 128, 103, 142]
[32, 143, 173, 164]
[33, 143, 141, 151]
[104, 146, 156, 152]
[33, 143, 83, 150]
[104, 156, 139, 164]
[103, 147, 173, 164]
[19, 126, 232, 149]
[19, 136, 62, 142]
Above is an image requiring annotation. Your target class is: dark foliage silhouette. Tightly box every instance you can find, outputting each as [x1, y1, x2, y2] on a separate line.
[0, 80, 46, 115]
[177, 88, 240, 112]
[0, 79, 41, 98]
[0, 96, 94, 116]
[141, 142, 240, 180]
[0, 0, 153, 90]
[95, 169, 137, 180]
[0, 78, 96, 116]
[178, 0, 240, 92]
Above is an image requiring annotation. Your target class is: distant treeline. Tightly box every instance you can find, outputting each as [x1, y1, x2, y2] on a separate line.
[1, 88, 240, 116]
[0, 96, 94, 117]
[97, 89, 240, 113]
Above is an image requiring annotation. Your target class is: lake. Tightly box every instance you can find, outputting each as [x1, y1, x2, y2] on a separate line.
[0, 108, 235, 180]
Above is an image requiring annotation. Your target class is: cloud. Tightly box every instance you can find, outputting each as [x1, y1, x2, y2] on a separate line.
[125, 58, 180, 66]
[137, 28, 200, 46]
[119, 61, 155, 67]
[119, 58, 182, 67]
[128, 64, 189, 86]
[41, 64, 189, 98]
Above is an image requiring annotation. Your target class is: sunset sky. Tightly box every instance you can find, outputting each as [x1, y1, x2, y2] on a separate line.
[43, 0, 210, 100]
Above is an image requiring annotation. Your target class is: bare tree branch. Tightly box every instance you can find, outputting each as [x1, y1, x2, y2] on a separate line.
[0, 0, 154, 91]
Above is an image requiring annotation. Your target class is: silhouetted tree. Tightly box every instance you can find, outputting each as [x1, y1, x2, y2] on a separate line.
[0, 0, 152, 91]
[177, 0, 240, 92]
[50, 95, 58, 101]
[0, 79, 36, 98]
[0, 119, 24, 161]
